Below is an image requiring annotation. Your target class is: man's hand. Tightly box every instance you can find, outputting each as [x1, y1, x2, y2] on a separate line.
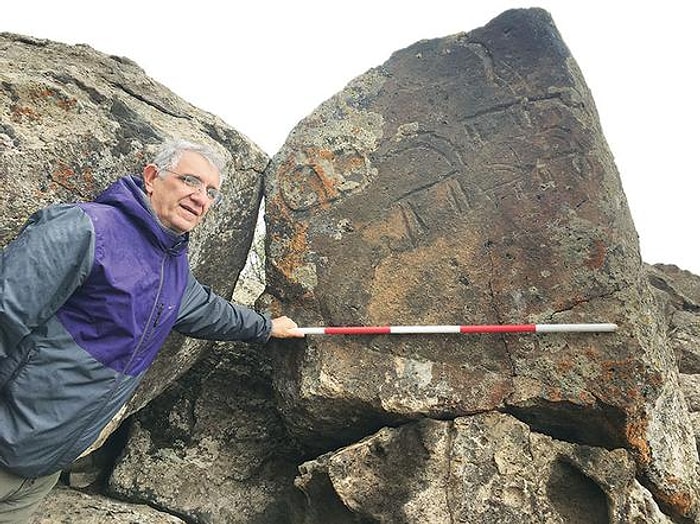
[271, 316, 305, 338]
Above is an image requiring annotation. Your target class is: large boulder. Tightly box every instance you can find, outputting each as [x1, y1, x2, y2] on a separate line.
[296, 413, 673, 523]
[647, 263, 700, 374]
[262, 8, 699, 520]
[107, 341, 304, 523]
[647, 263, 700, 459]
[0, 32, 268, 448]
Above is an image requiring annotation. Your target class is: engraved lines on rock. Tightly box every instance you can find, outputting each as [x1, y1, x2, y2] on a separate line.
[382, 133, 533, 251]
[379, 135, 470, 250]
[463, 39, 519, 96]
[280, 100, 585, 262]
[384, 99, 584, 250]
[461, 93, 587, 161]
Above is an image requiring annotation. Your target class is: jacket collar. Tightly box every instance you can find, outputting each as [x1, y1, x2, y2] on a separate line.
[94, 175, 189, 256]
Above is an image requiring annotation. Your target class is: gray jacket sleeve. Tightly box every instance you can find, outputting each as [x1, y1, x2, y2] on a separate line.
[1, 205, 94, 360]
[174, 272, 272, 344]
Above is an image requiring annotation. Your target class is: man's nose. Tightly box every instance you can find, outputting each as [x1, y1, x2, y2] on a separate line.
[189, 188, 209, 206]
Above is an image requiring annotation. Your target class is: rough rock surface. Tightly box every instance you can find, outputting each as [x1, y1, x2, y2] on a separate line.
[261, 8, 699, 520]
[0, 31, 269, 447]
[648, 263, 700, 461]
[296, 412, 673, 523]
[107, 341, 304, 522]
[29, 485, 185, 523]
[648, 264, 700, 373]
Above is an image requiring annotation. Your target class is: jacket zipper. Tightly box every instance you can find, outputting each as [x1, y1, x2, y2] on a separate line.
[122, 254, 167, 375]
[152, 302, 165, 328]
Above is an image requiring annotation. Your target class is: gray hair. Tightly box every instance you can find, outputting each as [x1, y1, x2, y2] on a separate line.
[153, 138, 226, 183]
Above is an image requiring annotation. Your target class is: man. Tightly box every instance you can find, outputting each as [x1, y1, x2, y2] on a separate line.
[0, 139, 303, 522]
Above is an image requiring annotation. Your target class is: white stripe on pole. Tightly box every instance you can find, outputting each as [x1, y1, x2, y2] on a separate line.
[391, 325, 462, 334]
[535, 323, 618, 333]
[296, 327, 327, 335]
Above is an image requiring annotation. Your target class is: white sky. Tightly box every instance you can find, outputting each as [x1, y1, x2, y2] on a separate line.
[4, 1, 698, 275]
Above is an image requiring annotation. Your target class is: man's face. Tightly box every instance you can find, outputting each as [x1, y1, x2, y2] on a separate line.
[143, 151, 221, 234]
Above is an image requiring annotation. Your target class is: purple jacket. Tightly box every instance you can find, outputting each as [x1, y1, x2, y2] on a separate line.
[0, 176, 271, 477]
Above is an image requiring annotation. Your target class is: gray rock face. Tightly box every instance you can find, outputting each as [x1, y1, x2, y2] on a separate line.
[649, 263, 700, 463]
[296, 413, 673, 523]
[262, 8, 699, 520]
[648, 263, 700, 373]
[0, 32, 269, 445]
[29, 485, 185, 524]
[107, 342, 304, 523]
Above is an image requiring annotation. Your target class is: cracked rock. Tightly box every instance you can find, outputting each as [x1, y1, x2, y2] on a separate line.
[261, 8, 699, 520]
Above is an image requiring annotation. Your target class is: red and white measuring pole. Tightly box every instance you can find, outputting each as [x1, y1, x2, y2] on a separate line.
[296, 323, 618, 336]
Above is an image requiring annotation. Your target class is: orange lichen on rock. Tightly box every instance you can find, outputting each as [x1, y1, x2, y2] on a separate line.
[10, 105, 40, 122]
[266, 192, 310, 284]
[625, 416, 651, 466]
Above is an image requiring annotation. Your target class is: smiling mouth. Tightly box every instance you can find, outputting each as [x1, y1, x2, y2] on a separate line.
[180, 204, 201, 218]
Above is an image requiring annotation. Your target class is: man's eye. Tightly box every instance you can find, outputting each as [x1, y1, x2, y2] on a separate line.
[182, 175, 201, 188]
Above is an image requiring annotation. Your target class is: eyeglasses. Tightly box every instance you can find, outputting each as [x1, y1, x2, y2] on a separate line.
[159, 168, 222, 205]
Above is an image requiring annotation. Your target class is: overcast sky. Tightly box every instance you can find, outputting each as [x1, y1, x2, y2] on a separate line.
[4, 1, 697, 275]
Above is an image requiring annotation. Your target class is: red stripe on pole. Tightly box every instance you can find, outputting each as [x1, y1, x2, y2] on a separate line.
[324, 326, 392, 335]
[459, 324, 536, 333]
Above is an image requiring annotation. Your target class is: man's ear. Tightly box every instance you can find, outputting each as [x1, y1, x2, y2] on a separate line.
[142, 164, 159, 195]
